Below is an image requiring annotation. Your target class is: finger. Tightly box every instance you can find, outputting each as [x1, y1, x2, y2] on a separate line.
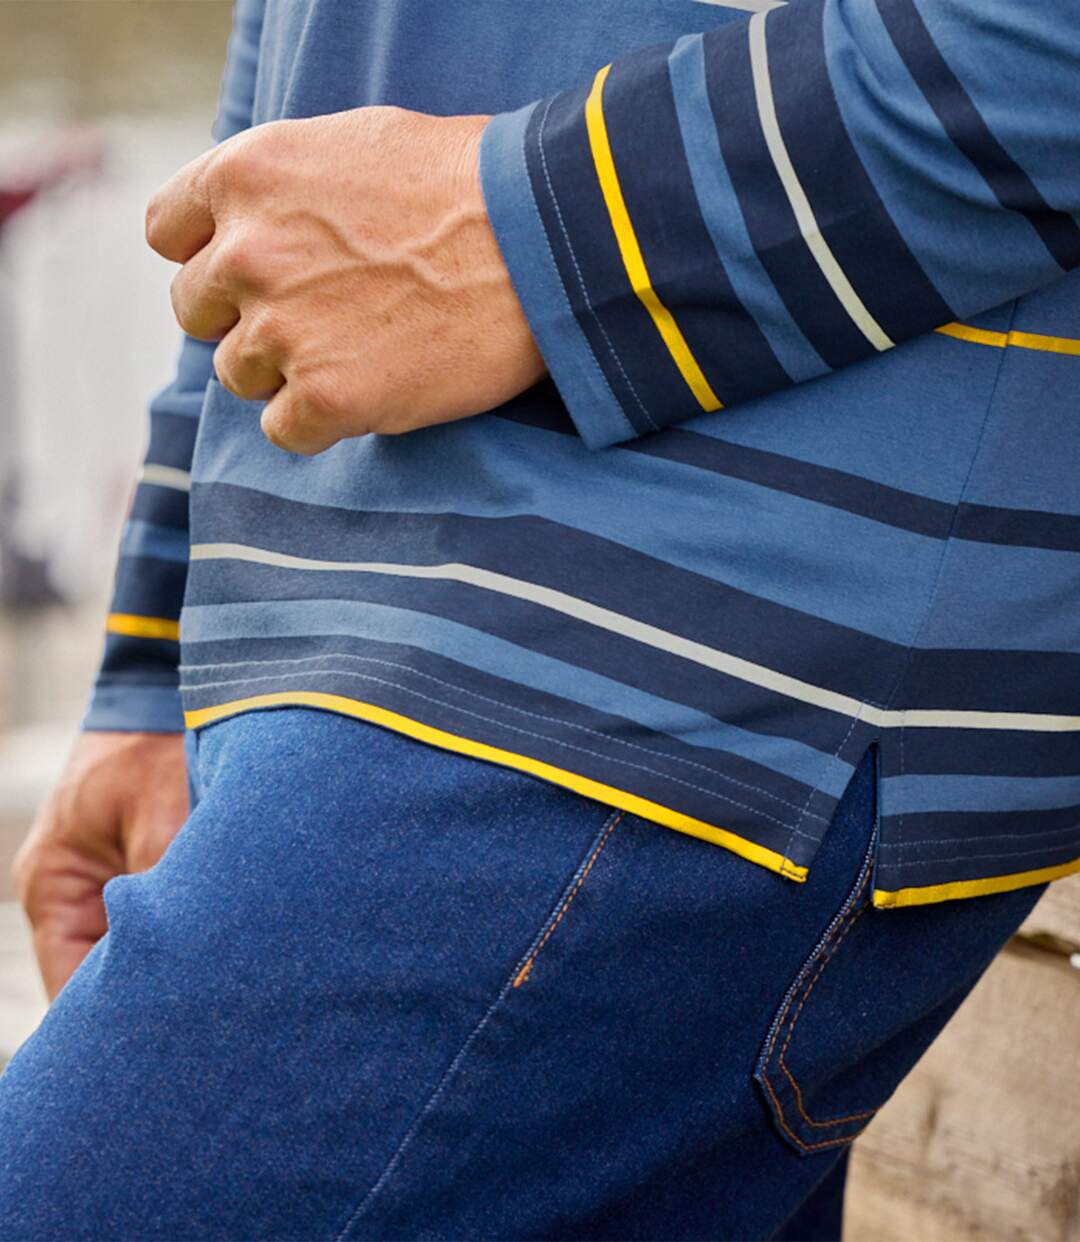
[145, 147, 217, 263]
[170, 243, 240, 342]
[19, 858, 110, 1001]
[260, 384, 349, 456]
[214, 319, 286, 402]
[33, 921, 103, 1002]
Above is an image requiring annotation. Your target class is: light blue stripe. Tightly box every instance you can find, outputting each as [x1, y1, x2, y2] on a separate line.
[825, 0, 1059, 313]
[182, 597, 853, 797]
[193, 386, 946, 646]
[917, 538, 1080, 652]
[678, 327, 998, 503]
[82, 681, 184, 732]
[667, 34, 826, 384]
[912, 0, 1080, 231]
[120, 519, 190, 564]
[960, 339, 1080, 516]
[479, 104, 636, 450]
[883, 772, 1080, 815]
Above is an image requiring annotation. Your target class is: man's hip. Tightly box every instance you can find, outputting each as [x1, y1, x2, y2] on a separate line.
[0, 708, 1044, 1240]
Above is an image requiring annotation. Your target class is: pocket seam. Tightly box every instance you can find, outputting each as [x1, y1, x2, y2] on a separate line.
[511, 809, 623, 988]
[756, 817, 881, 1153]
[332, 803, 627, 1239]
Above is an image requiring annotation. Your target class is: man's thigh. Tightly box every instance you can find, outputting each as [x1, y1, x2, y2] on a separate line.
[0, 710, 1044, 1241]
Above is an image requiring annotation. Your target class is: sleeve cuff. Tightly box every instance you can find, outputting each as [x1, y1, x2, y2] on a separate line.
[479, 104, 638, 450]
[82, 680, 185, 733]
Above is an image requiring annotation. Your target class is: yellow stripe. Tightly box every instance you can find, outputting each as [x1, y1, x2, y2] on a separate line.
[935, 322, 1008, 349]
[873, 854, 1080, 909]
[936, 322, 1080, 357]
[584, 64, 723, 414]
[1008, 329, 1080, 356]
[105, 613, 180, 641]
[184, 690, 808, 882]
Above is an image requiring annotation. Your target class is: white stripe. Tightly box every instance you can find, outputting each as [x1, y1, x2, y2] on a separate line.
[189, 542, 1080, 734]
[747, 10, 894, 352]
[694, 0, 786, 11]
[138, 464, 191, 493]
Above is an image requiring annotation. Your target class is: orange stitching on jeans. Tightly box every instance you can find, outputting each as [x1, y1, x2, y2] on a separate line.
[761, 855, 880, 1137]
[778, 907, 879, 1127]
[762, 856, 871, 1065]
[512, 812, 623, 988]
[759, 1065, 874, 1153]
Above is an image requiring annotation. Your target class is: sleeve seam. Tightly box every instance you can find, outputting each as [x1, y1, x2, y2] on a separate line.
[532, 96, 651, 437]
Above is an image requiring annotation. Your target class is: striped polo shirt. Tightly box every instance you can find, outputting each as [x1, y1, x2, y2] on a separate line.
[86, 0, 1080, 909]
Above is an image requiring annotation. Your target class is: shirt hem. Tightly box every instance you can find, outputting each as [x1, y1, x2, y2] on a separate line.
[183, 689, 810, 883]
[872, 855, 1080, 909]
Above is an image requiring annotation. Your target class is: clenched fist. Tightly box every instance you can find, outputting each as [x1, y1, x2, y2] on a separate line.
[147, 106, 546, 454]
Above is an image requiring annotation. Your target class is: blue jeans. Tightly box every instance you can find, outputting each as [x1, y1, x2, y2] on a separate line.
[0, 710, 1044, 1240]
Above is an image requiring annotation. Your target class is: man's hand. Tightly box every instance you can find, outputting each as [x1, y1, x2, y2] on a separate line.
[13, 732, 188, 1000]
[147, 107, 546, 455]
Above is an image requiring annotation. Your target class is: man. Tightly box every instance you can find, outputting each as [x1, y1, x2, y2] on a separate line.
[2, 0, 1077, 1237]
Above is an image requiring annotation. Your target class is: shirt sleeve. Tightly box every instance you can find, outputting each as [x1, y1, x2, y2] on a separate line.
[82, 0, 265, 732]
[478, 0, 1080, 450]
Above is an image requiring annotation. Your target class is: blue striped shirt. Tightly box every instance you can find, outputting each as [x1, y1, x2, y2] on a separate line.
[86, 0, 1080, 909]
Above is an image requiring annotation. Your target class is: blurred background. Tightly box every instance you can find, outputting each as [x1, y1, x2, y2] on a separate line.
[0, 5, 1077, 1240]
[0, 0, 230, 1056]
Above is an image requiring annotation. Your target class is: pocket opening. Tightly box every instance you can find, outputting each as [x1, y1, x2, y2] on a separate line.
[753, 746, 884, 1154]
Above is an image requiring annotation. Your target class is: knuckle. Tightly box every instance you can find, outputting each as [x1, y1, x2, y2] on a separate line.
[207, 136, 243, 194]
[214, 127, 271, 193]
[144, 195, 165, 252]
[299, 372, 345, 422]
[212, 339, 241, 392]
[214, 334, 266, 398]
[245, 305, 283, 354]
[11, 842, 41, 908]
[168, 271, 196, 335]
[215, 232, 261, 287]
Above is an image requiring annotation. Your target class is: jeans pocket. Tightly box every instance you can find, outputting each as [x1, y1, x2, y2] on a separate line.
[753, 801, 884, 1155]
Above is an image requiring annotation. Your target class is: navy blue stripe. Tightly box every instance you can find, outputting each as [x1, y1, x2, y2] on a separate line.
[627, 429, 955, 538]
[902, 649, 1080, 717]
[191, 481, 908, 702]
[525, 80, 693, 434]
[130, 482, 189, 529]
[99, 634, 179, 680]
[110, 559, 186, 617]
[955, 502, 1080, 554]
[876, 0, 1080, 271]
[703, 9, 875, 369]
[494, 407, 1080, 555]
[489, 381, 577, 436]
[766, 1, 954, 338]
[882, 807, 1080, 860]
[493, 394, 601, 436]
[883, 728, 1080, 780]
[601, 44, 791, 409]
[180, 631, 820, 864]
[146, 411, 199, 471]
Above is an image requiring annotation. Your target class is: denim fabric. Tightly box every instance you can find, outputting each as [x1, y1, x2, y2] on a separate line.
[0, 710, 1045, 1240]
